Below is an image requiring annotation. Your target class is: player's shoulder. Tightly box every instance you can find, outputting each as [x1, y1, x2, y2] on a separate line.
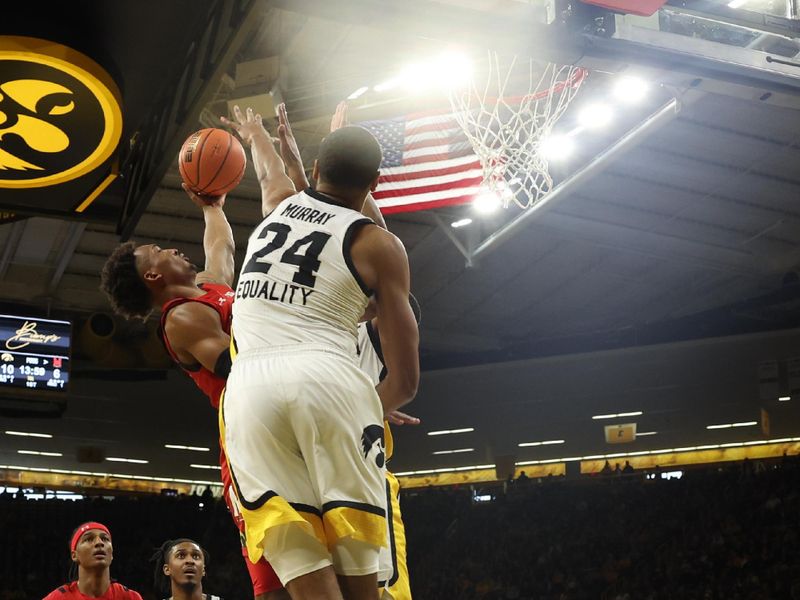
[198, 282, 234, 295]
[41, 587, 65, 599]
[165, 302, 213, 329]
[42, 583, 75, 599]
[352, 222, 404, 252]
[111, 582, 142, 599]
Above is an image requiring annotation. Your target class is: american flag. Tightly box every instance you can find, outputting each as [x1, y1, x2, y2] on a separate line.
[358, 109, 483, 214]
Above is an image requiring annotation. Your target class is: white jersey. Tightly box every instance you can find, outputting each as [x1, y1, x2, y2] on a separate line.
[232, 188, 373, 355]
[357, 320, 386, 386]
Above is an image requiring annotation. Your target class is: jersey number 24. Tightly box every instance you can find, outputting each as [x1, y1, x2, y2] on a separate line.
[242, 222, 332, 288]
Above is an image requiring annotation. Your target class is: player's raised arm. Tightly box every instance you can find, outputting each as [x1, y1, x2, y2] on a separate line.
[351, 226, 419, 413]
[181, 186, 235, 287]
[276, 102, 311, 193]
[222, 105, 296, 217]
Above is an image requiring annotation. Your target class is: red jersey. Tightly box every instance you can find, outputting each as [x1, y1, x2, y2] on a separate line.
[160, 282, 234, 409]
[42, 582, 142, 600]
[159, 282, 239, 529]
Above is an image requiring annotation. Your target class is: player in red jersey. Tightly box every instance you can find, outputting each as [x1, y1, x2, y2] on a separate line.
[100, 167, 284, 598]
[42, 522, 143, 600]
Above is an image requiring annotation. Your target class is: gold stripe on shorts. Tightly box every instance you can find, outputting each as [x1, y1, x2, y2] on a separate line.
[322, 502, 387, 549]
[386, 472, 412, 600]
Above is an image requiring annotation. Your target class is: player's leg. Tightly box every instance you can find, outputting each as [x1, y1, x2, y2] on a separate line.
[222, 353, 341, 598]
[258, 591, 291, 600]
[285, 568, 343, 600]
[294, 356, 386, 600]
[248, 555, 288, 600]
[262, 524, 343, 600]
[338, 574, 380, 600]
[223, 466, 288, 600]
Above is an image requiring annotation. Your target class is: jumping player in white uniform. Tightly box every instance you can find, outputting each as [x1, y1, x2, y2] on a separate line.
[276, 101, 417, 600]
[221, 111, 419, 600]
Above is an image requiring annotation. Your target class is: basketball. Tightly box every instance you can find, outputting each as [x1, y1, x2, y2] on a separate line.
[178, 128, 247, 198]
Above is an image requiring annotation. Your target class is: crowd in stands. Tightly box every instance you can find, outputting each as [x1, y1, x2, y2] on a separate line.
[2, 455, 800, 599]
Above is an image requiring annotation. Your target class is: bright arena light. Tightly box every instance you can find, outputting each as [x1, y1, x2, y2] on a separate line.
[347, 86, 369, 100]
[614, 76, 648, 103]
[375, 51, 472, 94]
[473, 191, 501, 214]
[578, 103, 613, 129]
[405, 51, 472, 93]
[539, 135, 574, 160]
[437, 51, 472, 89]
[373, 77, 402, 93]
[451, 218, 473, 228]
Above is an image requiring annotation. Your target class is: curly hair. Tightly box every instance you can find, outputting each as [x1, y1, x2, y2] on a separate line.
[151, 538, 210, 594]
[100, 241, 153, 319]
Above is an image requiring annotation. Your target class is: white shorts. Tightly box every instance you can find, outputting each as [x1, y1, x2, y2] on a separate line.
[221, 345, 387, 583]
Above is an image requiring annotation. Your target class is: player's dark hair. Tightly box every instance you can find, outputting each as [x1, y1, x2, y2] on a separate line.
[151, 538, 210, 594]
[100, 241, 153, 319]
[68, 523, 81, 581]
[317, 126, 382, 190]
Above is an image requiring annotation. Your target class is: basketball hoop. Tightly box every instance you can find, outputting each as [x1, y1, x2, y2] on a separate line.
[448, 51, 587, 209]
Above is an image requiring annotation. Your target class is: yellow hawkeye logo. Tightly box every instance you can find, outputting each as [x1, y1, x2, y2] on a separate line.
[0, 37, 122, 189]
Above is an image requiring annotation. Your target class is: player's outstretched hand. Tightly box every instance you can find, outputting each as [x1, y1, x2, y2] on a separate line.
[182, 183, 225, 209]
[277, 102, 309, 191]
[330, 101, 348, 132]
[221, 105, 272, 147]
[385, 410, 421, 426]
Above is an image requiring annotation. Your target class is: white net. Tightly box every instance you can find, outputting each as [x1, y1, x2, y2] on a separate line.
[448, 51, 587, 209]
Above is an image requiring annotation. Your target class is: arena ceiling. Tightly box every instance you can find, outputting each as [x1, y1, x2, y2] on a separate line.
[2, 0, 800, 481]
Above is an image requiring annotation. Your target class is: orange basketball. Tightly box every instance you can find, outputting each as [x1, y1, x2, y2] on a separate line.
[178, 128, 247, 198]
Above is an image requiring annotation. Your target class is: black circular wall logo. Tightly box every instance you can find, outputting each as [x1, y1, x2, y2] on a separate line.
[0, 37, 122, 188]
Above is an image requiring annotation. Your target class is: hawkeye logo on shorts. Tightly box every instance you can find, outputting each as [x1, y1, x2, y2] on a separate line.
[361, 424, 385, 469]
[0, 37, 123, 189]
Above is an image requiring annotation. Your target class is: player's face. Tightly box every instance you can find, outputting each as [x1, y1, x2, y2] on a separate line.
[136, 244, 197, 285]
[73, 530, 113, 569]
[165, 541, 205, 586]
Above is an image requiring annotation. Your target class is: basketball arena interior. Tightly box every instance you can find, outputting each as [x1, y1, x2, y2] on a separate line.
[2, 1, 800, 598]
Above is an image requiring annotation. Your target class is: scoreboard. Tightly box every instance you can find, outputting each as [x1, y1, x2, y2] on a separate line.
[0, 314, 71, 392]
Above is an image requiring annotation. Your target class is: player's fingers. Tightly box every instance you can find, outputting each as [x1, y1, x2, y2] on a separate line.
[181, 183, 206, 207]
[386, 414, 404, 425]
[246, 106, 254, 122]
[233, 105, 244, 124]
[282, 105, 294, 133]
[220, 116, 240, 133]
[386, 410, 420, 425]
